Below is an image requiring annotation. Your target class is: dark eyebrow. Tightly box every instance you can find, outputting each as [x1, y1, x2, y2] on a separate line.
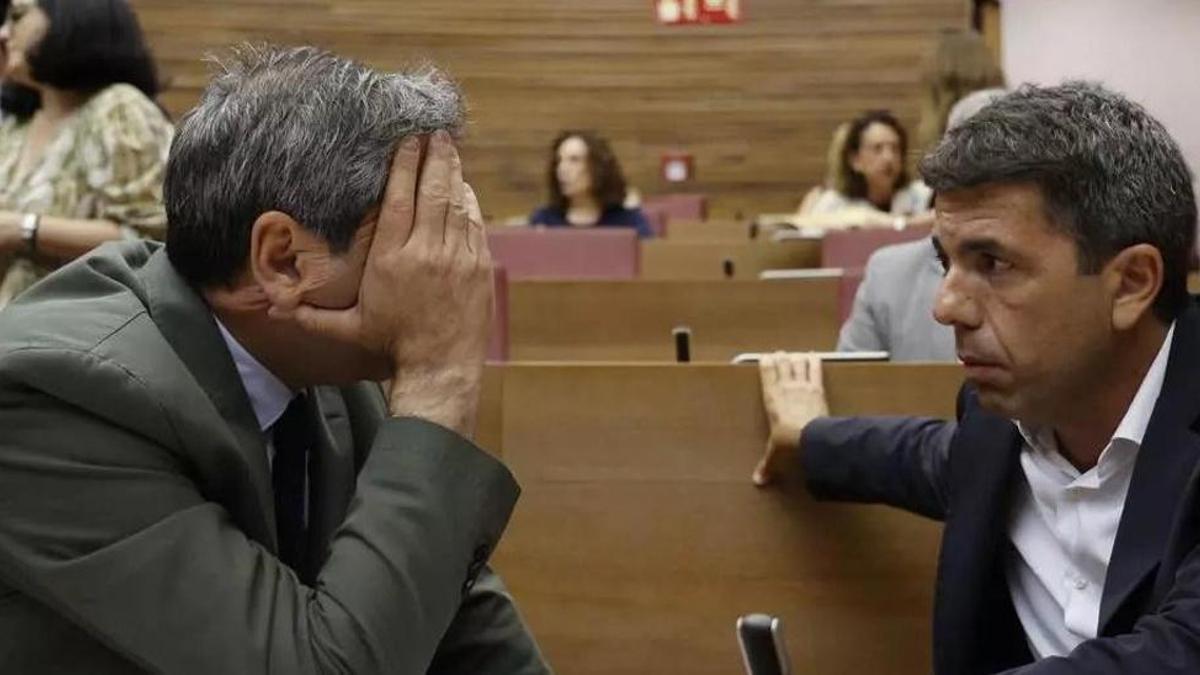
[958, 236, 1011, 258]
[933, 234, 1010, 258]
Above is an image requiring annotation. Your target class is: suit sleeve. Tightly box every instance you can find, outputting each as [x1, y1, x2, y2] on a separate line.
[836, 256, 887, 353]
[0, 346, 519, 675]
[427, 567, 550, 675]
[800, 416, 957, 521]
[997, 543, 1200, 674]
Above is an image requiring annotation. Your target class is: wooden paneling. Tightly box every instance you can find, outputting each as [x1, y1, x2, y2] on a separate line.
[130, 1, 968, 220]
[508, 278, 840, 361]
[664, 219, 753, 241]
[483, 362, 963, 675]
[641, 239, 822, 279]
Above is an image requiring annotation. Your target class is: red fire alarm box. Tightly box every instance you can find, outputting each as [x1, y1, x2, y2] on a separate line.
[655, 0, 742, 26]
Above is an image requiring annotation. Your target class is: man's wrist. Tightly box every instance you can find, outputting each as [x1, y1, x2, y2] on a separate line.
[387, 366, 482, 437]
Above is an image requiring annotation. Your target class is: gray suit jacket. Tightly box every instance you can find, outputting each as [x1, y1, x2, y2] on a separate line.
[837, 237, 956, 362]
[0, 242, 548, 674]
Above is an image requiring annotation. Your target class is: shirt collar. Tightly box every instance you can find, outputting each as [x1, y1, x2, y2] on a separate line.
[214, 317, 295, 432]
[1016, 321, 1175, 475]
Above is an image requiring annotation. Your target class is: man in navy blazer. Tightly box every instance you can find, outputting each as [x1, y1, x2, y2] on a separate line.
[755, 82, 1200, 674]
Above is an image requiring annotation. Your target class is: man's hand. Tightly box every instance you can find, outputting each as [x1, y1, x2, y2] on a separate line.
[753, 352, 830, 486]
[292, 130, 493, 437]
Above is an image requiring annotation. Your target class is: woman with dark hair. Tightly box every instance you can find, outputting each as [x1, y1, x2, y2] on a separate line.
[0, 0, 172, 307]
[529, 130, 654, 238]
[804, 110, 931, 226]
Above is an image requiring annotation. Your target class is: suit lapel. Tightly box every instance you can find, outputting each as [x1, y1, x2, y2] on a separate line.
[935, 397, 1030, 673]
[306, 387, 358, 568]
[138, 250, 277, 549]
[1099, 307, 1200, 633]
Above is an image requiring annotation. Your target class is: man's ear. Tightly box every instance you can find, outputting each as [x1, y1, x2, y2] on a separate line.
[248, 210, 325, 314]
[1105, 243, 1164, 331]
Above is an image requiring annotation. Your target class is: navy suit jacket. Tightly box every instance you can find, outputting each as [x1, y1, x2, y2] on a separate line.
[802, 304, 1200, 674]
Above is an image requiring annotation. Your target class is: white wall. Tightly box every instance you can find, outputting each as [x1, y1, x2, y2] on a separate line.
[1003, 0, 1200, 181]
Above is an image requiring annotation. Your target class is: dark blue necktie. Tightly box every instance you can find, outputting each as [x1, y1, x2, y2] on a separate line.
[272, 395, 312, 583]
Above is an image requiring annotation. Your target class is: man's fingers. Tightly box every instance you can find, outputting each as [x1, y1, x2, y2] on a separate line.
[376, 135, 423, 249]
[807, 353, 825, 389]
[752, 449, 773, 487]
[464, 182, 484, 225]
[759, 353, 779, 388]
[445, 143, 469, 250]
[412, 130, 454, 248]
[464, 183, 484, 257]
[779, 351, 799, 382]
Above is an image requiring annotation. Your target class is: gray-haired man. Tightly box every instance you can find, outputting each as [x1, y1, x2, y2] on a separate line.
[0, 45, 548, 674]
[758, 82, 1200, 673]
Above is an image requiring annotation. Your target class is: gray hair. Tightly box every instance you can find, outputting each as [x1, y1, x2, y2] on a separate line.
[165, 44, 465, 287]
[920, 81, 1197, 321]
[945, 87, 1007, 131]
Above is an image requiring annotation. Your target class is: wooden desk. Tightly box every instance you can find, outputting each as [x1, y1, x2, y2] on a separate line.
[665, 219, 753, 241]
[640, 239, 821, 280]
[508, 279, 840, 361]
[482, 362, 962, 675]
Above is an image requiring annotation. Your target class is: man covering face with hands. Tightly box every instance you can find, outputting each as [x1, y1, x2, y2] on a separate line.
[0, 44, 548, 674]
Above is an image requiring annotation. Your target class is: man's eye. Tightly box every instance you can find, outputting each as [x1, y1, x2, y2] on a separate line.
[980, 254, 1013, 274]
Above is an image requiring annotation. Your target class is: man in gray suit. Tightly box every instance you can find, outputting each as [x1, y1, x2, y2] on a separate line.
[836, 236, 955, 360]
[0, 45, 548, 674]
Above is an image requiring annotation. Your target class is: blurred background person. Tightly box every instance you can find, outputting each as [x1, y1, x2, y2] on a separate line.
[836, 89, 1008, 361]
[802, 109, 932, 228]
[795, 121, 850, 215]
[529, 129, 654, 238]
[0, 0, 37, 123]
[915, 28, 1006, 154]
[0, 0, 173, 308]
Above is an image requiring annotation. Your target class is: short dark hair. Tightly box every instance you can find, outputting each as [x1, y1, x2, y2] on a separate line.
[546, 130, 629, 211]
[165, 45, 464, 288]
[27, 0, 160, 99]
[920, 82, 1197, 322]
[837, 110, 911, 201]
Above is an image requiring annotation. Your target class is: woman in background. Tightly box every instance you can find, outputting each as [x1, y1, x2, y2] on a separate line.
[530, 130, 654, 238]
[0, 0, 172, 308]
[915, 28, 1005, 153]
[804, 109, 930, 227]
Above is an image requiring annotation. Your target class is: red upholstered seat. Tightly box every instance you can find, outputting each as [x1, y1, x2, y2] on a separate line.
[486, 227, 640, 280]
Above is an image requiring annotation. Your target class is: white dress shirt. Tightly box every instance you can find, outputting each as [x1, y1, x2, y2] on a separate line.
[215, 318, 294, 443]
[1007, 323, 1175, 658]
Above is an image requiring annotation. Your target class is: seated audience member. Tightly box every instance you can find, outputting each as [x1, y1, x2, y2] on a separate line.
[0, 44, 547, 673]
[837, 90, 1007, 361]
[0, 0, 37, 123]
[795, 121, 850, 215]
[0, 0, 173, 309]
[916, 28, 1006, 154]
[529, 129, 654, 238]
[803, 110, 932, 229]
[757, 82, 1200, 674]
[836, 237, 954, 360]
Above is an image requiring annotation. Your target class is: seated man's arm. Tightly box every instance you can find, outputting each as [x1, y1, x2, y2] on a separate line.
[755, 353, 956, 521]
[427, 566, 549, 675]
[0, 348, 516, 675]
[802, 415, 956, 520]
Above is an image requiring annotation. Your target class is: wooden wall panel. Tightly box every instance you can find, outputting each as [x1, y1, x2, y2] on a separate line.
[130, 0, 968, 220]
[485, 362, 962, 674]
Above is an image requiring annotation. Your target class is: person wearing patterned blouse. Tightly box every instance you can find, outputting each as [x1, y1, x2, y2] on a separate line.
[0, 0, 172, 308]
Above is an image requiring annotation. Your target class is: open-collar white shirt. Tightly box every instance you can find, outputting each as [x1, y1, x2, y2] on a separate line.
[1007, 323, 1174, 659]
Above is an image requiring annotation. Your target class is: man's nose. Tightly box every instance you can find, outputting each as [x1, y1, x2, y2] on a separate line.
[933, 269, 981, 329]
